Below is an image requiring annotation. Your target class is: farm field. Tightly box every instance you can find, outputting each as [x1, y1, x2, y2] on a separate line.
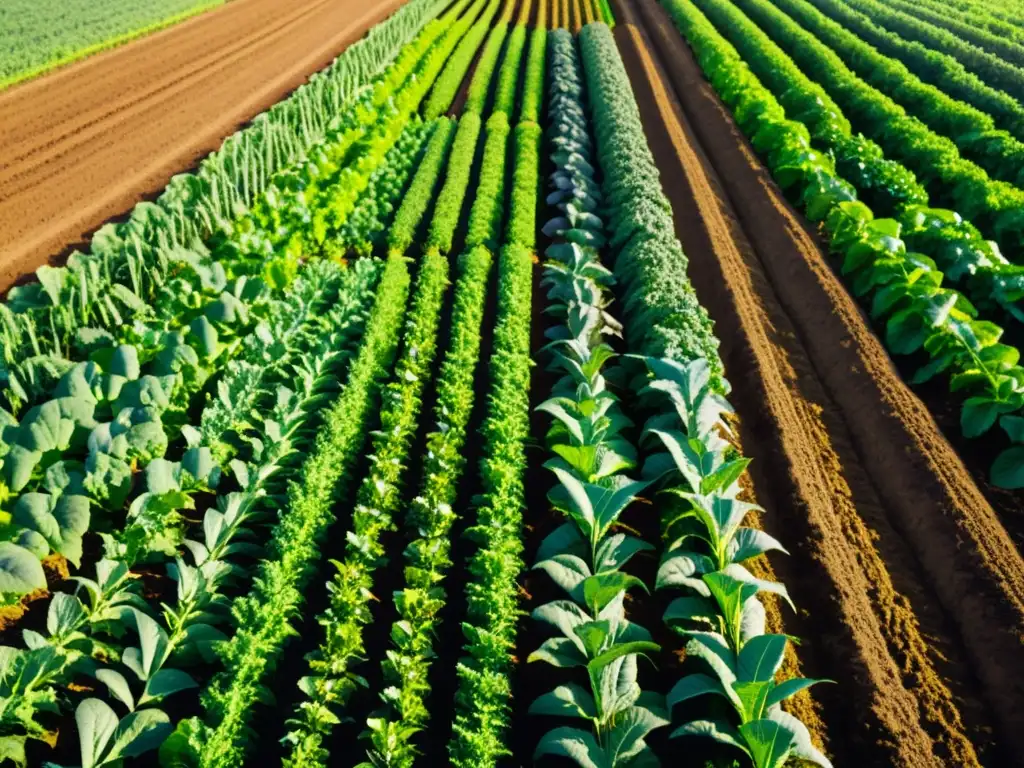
[1, 0, 1024, 766]
[0, 0, 228, 89]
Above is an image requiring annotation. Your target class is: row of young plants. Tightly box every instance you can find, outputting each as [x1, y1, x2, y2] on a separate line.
[163, 254, 413, 768]
[424, 0, 504, 120]
[684, 0, 1024, 328]
[388, 118, 458, 257]
[280, 248, 450, 768]
[900, 0, 1024, 48]
[528, 31, 667, 766]
[425, 113, 484, 255]
[757, 0, 1024, 190]
[730, 0, 1024, 261]
[0, 260, 382, 766]
[799, 0, 1024, 134]
[353, 38, 531, 753]
[527, 26, 831, 767]
[0, 0, 449, 372]
[876, 0, 1024, 70]
[222, 0, 483, 276]
[662, 0, 1024, 492]
[335, 119, 434, 257]
[463, 0, 515, 115]
[446, 13, 546, 765]
[580, 23, 832, 766]
[277, 14, 531, 759]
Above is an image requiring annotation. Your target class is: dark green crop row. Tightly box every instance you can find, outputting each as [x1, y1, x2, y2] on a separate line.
[466, 113, 512, 251]
[464, 19, 511, 115]
[389, 117, 457, 256]
[424, 0, 502, 119]
[800, 0, 1024, 137]
[579, 22, 723, 381]
[494, 25, 527, 116]
[733, 0, 1024, 261]
[664, 0, 1024, 489]
[447, 242, 533, 768]
[520, 23, 546, 123]
[281, 250, 450, 768]
[527, 28, 827, 768]
[447, 26, 546, 768]
[507, 122, 542, 250]
[426, 112, 484, 255]
[165, 254, 412, 768]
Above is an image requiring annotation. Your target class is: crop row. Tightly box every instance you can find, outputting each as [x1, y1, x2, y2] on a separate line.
[661, 0, 1024, 493]
[424, 0, 502, 119]
[879, 0, 1024, 70]
[446, 13, 545, 763]
[731, 0, 1024, 262]
[799, 0, 1024, 135]
[684, 0, 1024, 332]
[522, 24, 830, 768]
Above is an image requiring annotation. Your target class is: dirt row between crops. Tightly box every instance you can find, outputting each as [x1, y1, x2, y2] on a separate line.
[607, 0, 1024, 765]
[0, 0, 406, 293]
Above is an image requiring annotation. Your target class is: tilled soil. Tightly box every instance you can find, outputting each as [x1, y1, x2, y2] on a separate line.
[0, 0, 405, 293]
[607, 0, 1024, 764]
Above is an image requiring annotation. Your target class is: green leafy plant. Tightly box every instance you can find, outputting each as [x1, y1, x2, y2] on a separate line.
[283, 249, 450, 767]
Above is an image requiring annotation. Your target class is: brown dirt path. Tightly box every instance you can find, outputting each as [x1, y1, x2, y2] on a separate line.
[0, 0, 407, 293]
[604, 0, 1024, 764]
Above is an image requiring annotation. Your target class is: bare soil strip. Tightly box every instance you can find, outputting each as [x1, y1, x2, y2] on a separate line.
[607, 0, 1024, 764]
[0, 0, 406, 292]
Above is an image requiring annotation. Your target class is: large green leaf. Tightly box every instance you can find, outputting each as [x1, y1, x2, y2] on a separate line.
[738, 719, 793, 768]
[0, 543, 46, 597]
[534, 726, 604, 768]
[12, 492, 90, 567]
[605, 705, 669, 764]
[529, 683, 597, 719]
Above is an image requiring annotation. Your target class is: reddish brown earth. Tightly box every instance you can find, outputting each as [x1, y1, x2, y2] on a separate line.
[607, 0, 1024, 765]
[0, 0, 405, 293]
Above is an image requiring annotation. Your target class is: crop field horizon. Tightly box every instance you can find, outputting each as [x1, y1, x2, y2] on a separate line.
[1, 0, 1023, 766]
